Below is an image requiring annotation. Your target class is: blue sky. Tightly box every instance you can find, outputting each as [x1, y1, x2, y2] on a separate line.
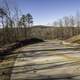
[1, 0, 80, 25]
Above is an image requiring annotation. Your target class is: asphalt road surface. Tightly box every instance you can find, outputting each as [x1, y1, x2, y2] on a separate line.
[1, 40, 80, 80]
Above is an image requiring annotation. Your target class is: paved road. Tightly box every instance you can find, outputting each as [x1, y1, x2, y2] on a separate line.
[9, 40, 80, 80]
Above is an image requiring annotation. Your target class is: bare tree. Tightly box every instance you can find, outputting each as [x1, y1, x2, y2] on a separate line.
[63, 16, 70, 27]
[69, 16, 75, 36]
[58, 19, 64, 39]
[53, 21, 59, 39]
[63, 16, 70, 38]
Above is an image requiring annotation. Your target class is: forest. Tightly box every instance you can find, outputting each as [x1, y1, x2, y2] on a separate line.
[0, 0, 80, 46]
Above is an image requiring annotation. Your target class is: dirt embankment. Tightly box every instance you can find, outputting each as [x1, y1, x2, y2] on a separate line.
[66, 35, 80, 44]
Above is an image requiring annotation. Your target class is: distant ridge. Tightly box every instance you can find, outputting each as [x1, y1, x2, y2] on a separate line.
[32, 25, 54, 28]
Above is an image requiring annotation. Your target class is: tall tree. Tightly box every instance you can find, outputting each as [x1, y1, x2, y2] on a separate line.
[26, 13, 33, 27]
[19, 15, 28, 39]
[26, 13, 33, 38]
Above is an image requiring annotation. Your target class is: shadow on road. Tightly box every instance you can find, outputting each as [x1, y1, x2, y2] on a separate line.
[0, 38, 44, 58]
